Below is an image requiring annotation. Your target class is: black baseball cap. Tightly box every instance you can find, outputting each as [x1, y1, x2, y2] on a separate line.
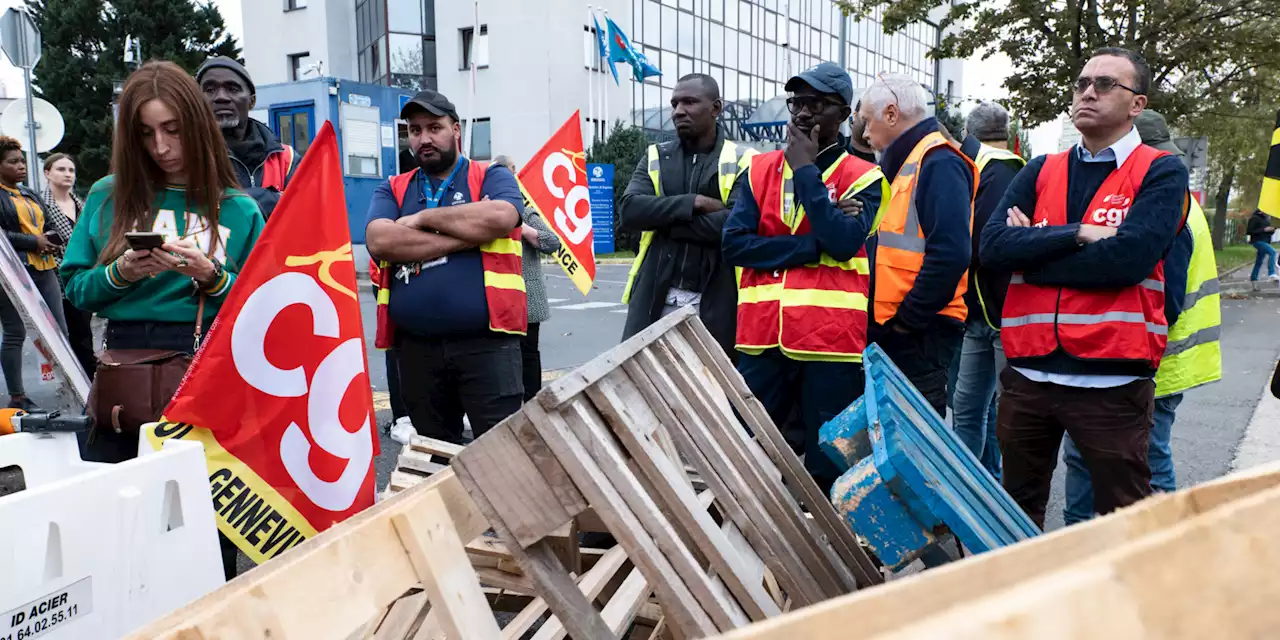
[785, 62, 854, 106]
[400, 89, 459, 121]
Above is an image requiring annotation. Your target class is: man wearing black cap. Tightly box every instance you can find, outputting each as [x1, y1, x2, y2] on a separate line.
[197, 56, 301, 219]
[723, 62, 887, 491]
[364, 90, 526, 445]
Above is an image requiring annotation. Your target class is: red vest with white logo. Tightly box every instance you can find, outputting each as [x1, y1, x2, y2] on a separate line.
[373, 161, 527, 349]
[1001, 144, 1175, 370]
[736, 150, 884, 362]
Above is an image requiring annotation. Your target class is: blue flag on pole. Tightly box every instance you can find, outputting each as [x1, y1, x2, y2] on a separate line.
[605, 16, 661, 82]
[592, 14, 619, 84]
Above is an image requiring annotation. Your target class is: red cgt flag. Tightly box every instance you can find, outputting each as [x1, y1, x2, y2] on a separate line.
[145, 122, 379, 564]
[517, 111, 596, 295]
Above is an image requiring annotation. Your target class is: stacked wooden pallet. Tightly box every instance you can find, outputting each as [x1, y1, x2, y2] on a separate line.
[453, 307, 883, 638]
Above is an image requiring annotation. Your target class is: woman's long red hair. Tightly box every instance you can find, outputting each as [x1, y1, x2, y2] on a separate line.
[99, 60, 239, 263]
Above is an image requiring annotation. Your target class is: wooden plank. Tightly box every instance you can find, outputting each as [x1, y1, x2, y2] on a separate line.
[397, 450, 448, 476]
[600, 568, 653, 637]
[473, 566, 535, 593]
[127, 470, 486, 640]
[716, 469, 1280, 639]
[390, 470, 430, 492]
[452, 417, 582, 548]
[673, 322, 883, 588]
[587, 370, 781, 621]
[456, 440, 617, 640]
[563, 397, 750, 631]
[523, 400, 720, 638]
[372, 591, 429, 640]
[392, 490, 502, 640]
[503, 545, 629, 640]
[409, 436, 465, 459]
[623, 353, 822, 606]
[540, 305, 698, 409]
[633, 346, 831, 606]
[344, 609, 388, 640]
[510, 412, 592, 522]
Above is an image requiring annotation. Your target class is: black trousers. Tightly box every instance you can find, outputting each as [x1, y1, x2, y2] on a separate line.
[737, 349, 865, 494]
[872, 322, 964, 417]
[384, 348, 409, 421]
[997, 368, 1154, 528]
[63, 298, 96, 380]
[520, 323, 542, 402]
[396, 332, 524, 444]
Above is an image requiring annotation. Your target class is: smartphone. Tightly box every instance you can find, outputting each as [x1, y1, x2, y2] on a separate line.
[125, 232, 166, 251]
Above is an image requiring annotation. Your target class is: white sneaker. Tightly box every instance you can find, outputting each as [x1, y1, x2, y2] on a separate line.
[390, 417, 416, 445]
[1268, 274, 1279, 281]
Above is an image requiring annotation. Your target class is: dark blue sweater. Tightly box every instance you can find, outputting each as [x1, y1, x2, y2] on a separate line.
[979, 149, 1190, 376]
[959, 135, 1022, 327]
[870, 117, 974, 333]
[722, 145, 882, 271]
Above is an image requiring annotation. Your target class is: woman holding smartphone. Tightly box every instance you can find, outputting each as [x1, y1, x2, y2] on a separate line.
[0, 136, 67, 411]
[61, 60, 264, 464]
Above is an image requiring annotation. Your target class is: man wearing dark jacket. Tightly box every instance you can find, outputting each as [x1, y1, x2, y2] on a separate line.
[857, 73, 977, 416]
[980, 48, 1190, 527]
[1246, 209, 1278, 281]
[197, 57, 302, 220]
[619, 74, 753, 355]
[950, 102, 1025, 479]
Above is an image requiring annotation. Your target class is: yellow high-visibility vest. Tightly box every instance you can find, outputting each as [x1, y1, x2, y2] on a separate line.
[1155, 198, 1222, 397]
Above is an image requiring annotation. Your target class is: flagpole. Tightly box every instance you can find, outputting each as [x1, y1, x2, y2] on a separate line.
[603, 9, 611, 134]
[587, 4, 596, 148]
[463, 0, 479, 158]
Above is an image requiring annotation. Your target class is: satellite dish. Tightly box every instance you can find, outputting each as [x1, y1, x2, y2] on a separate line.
[1, 98, 64, 153]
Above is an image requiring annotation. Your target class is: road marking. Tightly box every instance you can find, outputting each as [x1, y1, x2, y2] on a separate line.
[546, 273, 630, 285]
[546, 298, 569, 304]
[611, 309, 628, 314]
[554, 301, 623, 310]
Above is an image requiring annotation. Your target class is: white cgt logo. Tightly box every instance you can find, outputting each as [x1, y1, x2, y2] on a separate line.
[229, 272, 373, 512]
[1089, 193, 1132, 227]
[544, 152, 592, 245]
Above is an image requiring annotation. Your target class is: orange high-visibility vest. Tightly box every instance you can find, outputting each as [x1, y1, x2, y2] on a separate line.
[373, 161, 527, 349]
[735, 150, 887, 362]
[874, 131, 978, 324]
[260, 145, 297, 191]
[1002, 144, 1180, 370]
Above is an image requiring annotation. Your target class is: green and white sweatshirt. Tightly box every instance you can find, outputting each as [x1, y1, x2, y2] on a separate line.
[61, 176, 265, 323]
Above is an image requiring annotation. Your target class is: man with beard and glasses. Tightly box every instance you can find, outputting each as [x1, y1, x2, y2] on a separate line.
[365, 90, 527, 445]
[197, 57, 301, 220]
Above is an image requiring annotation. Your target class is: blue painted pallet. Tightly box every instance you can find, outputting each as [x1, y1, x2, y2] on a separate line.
[819, 344, 1039, 569]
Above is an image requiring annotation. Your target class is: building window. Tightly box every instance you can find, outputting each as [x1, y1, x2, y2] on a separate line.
[465, 118, 492, 160]
[584, 25, 603, 72]
[460, 25, 489, 69]
[285, 0, 306, 10]
[288, 52, 310, 81]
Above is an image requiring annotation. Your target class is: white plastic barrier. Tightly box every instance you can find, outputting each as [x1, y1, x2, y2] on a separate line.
[0, 433, 224, 640]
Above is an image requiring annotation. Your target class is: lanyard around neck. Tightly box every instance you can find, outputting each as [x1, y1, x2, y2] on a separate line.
[421, 160, 464, 209]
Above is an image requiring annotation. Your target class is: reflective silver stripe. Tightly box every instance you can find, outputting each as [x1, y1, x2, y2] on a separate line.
[1009, 273, 1026, 284]
[898, 160, 919, 178]
[1164, 325, 1222, 357]
[721, 161, 738, 176]
[1182, 278, 1220, 308]
[1001, 313, 1057, 328]
[878, 231, 927, 252]
[1140, 279, 1164, 292]
[1005, 311, 1167, 335]
[649, 157, 660, 172]
[781, 177, 795, 226]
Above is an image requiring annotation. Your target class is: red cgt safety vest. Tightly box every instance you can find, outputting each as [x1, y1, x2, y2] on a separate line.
[373, 161, 527, 349]
[260, 145, 297, 191]
[736, 150, 886, 362]
[1001, 144, 1179, 370]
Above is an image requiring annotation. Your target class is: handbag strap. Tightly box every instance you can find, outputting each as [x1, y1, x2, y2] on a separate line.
[193, 294, 206, 352]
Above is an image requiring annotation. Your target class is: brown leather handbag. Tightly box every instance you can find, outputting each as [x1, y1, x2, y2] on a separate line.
[86, 297, 204, 438]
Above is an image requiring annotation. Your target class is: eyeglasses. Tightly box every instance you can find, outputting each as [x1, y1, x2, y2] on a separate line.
[876, 71, 901, 107]
[786, 96, 845, 115]
[1074, 76, 1143, 96]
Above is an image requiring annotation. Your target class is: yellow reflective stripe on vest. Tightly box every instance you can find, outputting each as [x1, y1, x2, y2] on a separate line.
[781, 153, 853, 231]
[376, 286, 390, 304]
[975, 144, 1026, 172]
[739, 282, 784, 304]
[817, 254, 870, 272]
[483, 271, 526, 291]
[483, 237, 521, 255]
[621, 146, 664, 304]
[782, 288, 868, 310]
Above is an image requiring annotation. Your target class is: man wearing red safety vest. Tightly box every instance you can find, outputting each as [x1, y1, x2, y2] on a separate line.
[723, 63, 887, 492]
[365, 90, 527, 445]
[197, 57, 301, 220]
[979, 48, 1191, 527]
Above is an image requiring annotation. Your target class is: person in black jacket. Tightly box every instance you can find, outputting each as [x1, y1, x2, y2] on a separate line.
[1246, 209, 1278, 281]
[618, 74, 746, 356]
[0, 136, 67, 410]
[197, 57, 301, 220]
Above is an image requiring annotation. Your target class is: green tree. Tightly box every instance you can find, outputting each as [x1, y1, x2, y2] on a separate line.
[586, 121, 649, 252]
[26, 0, 239, 185]
[934, 93, 964, 140]
[837, 0, 1280, 127]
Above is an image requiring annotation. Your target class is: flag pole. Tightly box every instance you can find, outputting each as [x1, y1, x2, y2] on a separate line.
[463, 0, 479, 158]
[587, 4, 596, 148]
[603, 9, 611, 134]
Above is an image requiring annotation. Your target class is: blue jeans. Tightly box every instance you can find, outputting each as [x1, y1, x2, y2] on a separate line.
[1251, 241, 1277, 280]
[1063, 393, 1182, 525]
[951, 319, 1005, 481]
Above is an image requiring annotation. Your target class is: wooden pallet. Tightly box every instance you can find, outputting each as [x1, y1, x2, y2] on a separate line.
[454, 307, 882, 639]
[714, 464, 1280, 639]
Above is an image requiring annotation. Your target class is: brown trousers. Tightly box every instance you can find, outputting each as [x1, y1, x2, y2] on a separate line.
[996, 368, 1154, 528]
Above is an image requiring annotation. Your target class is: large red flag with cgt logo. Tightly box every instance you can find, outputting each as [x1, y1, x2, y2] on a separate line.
[144, 122, 379, 564]
[518, 111, 596, 295]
